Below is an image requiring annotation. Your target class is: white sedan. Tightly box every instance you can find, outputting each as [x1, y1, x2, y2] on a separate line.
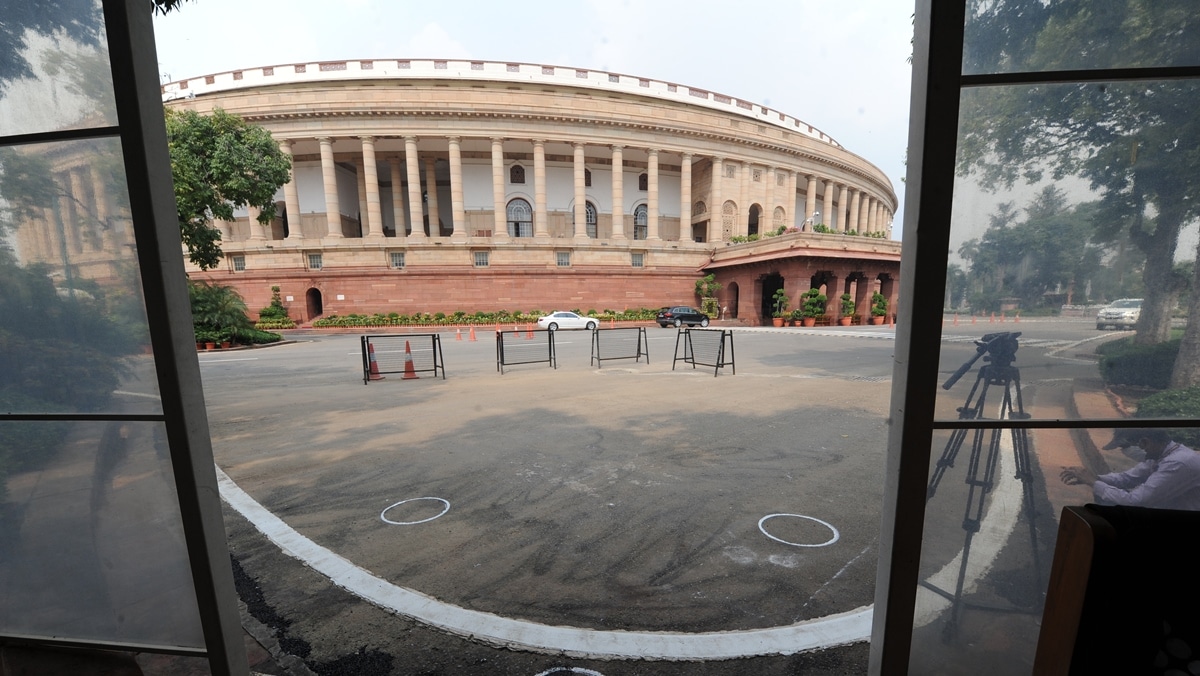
[537, 311, 599, 331]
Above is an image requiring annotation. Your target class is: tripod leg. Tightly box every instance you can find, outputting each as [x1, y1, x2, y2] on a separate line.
[928, 373, 990, 501]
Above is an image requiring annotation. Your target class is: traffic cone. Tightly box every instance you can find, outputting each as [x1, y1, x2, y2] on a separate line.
[953, 314, 959, 326]
[469, 326, 477, 341]
[367, 342, 385, 381]
[1000, 311, 1006, 323]
[971, 314, 977, 325]
[990, 312, 995, 323]
[889, 314, 895, 328]
[456, 328, 463, 341]
[526, 323, 533, 339]
[402, 340, 419, 379]
[1015, 312, 1020, 323]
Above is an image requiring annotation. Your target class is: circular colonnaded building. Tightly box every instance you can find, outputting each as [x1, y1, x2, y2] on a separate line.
[159, 58, 900, 324]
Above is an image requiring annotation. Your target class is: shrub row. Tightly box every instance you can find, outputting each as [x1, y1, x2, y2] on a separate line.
[312, 307, 662, 328]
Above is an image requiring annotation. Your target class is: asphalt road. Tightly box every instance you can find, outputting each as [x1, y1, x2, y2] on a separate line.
[198, 319, 1110, 675]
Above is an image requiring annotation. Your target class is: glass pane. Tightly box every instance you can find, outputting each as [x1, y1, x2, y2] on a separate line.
[944, 79, 1200, 421]
[0, 0, 117, 136]
[0, 420, 203, 649]
[963, 0, 1200, 75]
[912, 424, 1200, 673]
[0, 137, 159, 415]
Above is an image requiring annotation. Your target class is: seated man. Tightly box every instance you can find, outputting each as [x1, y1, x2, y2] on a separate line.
[1060, 428, 1200, 511]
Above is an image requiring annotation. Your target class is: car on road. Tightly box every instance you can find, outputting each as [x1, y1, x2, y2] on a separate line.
[537, 311, 598, 331]
[656, 306, 710, 328]
[1096, 298, 1143, 330]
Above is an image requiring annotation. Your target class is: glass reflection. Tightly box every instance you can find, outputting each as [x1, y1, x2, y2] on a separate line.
[944, 79, 1200, 419]
[0, 420, 203, 648]
[0, 137, 158, 414]
[962, 0, 1200, 75]
[0, 0, 117, 136]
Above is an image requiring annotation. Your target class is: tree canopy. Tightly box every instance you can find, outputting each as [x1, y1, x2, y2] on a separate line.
[956, 0, 1200, 385]
[165, 108, 292, 270]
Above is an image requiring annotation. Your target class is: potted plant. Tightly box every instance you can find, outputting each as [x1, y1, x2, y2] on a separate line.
[789, 308, 804, 326]
[839, 293, 856, 326]
[771, 288, 789, 327]
[695, 273, 722, 319]
[800, 288, 827, 327]
[871, 292, 889, 324]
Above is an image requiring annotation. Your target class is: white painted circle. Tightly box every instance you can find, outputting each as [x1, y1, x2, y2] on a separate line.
[758, 513, 840, 547]
[381, 497, 450, 525]
[534, 668, 604, 676]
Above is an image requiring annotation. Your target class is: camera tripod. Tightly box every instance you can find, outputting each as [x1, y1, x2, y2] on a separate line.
[923, 331, 1043, 640]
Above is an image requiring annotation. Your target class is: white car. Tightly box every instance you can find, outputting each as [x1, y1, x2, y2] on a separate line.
[537, 311, 598, 331]
[1096, 298, 1142, 330]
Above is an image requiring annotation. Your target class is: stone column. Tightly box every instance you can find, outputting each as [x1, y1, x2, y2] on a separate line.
[680, 153, 692, 242]
[318, 137, 343, 238]
[88, 165, 114, 250]
[390, 159, 405, 239]
[354, 159, 368, 236]
[491, 138, 507, 240]
[859, 195, 872, 232]
[404, 137, 425, 240]
[711, 156, 724, 243]
[573, 142, 588, 239]
[766, 166, 776, 231]
[737, 161, 749, 236]
[848, 188, 861, 234]
[839, 184, 851, 233]
[805, 174, 818, 226]
[611, 145, 625, 239]
[424, 156, 441, 238]
[247, 205, 267, 240]
[786, 170, 798, 228]
[214, 218, 233, 243]
[534, 139, 548, 238]
[68, 170, 91, 250]
[280, 140, 303, 240]
[822, 180, 834, 231]
[360, 137, 384, 238]
[647, 149, 660, 240]
[448, 136, 466, 241]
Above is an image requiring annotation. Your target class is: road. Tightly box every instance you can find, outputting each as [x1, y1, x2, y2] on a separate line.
[197, 318, 1111, 675]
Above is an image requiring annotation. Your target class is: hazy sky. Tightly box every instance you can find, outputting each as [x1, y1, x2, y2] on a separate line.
[152, 0, 916, 237]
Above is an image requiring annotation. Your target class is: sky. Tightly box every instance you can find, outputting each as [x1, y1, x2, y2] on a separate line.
[151, 0, 916, 239]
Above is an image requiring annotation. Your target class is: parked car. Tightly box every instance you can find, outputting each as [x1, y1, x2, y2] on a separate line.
[1096, 298, 1143, 330]
[537, 311, 598, 331]
[656, 306, 710, 328]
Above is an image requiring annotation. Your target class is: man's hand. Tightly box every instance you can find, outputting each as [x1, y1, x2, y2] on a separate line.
[1060, 466, 1097, 486]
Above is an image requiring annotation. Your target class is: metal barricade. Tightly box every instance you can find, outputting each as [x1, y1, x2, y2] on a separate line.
[361, 334, 446, 383]
[495, 328, 556, 374]
[590, 326, 649, 368]
[671, 328, 735, 376]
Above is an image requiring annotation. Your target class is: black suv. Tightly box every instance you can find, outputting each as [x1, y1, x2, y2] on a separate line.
[657, 306, 710, 328]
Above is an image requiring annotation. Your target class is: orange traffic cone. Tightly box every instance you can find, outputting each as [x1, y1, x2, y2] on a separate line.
[953, 314, 959, 326]
[367, 342, 385, 381]
[469, 326, 476, 341]
[1015, 312, 1020, 323]
[1000, 311, 1006, 323]
[889, 314, 895, 328]
[402, 340, 419, 380]
[456, 328, 463, 341]
[526, 323, 533, 339]
[990, 312, 995, 323]
[971, 314, 977, 325]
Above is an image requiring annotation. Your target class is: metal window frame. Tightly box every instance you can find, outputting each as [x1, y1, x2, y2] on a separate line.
[871, 2, 1200, 673]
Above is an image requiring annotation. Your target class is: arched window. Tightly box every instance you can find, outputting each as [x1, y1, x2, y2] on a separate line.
[506, 198, 533, 237]
[509, 165, 525, 185]
[638, 173, 648, 191]
[774, 206, 787, 230]
[584, 168, 592, 188]
[586, 202, 598, 238]
[633, 204, 648, 240]
[748, 204, 761, 236]
[692, 201, 707, 217]
[722, 200, 737, 240]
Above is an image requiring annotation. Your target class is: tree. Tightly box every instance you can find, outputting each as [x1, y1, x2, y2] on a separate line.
[957, 0, 1200, 384]
[165, 108, 292, 270]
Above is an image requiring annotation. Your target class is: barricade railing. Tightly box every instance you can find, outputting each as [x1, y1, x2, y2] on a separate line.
[590, 327, 649, 368]
[672, 328, 735, 376]
[495, 329, 556, 374]
[361, 334, 445, 383]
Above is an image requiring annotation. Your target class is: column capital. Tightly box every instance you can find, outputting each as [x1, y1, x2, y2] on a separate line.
[318, 136, 333, 145]
[647, 148, 659, 157]
[532, 139, 546, 148]
[491, 136, 505, 144]
[279, 139, 294, 152]
[681, 152, 693, 161]
[447, 136, 461, 145]
[359, 135, 375, 143]
[403, 135, 418, 143]
[573, 141, 585, 149]
[611, 143, 624, 151]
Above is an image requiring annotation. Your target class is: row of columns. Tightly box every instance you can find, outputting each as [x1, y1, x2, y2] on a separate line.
[17, 166, 131, 264]
[272, 136, 892, 243]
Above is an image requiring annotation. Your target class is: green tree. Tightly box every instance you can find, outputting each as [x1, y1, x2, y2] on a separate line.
[165, 108, 292, 270]
[189, 281, 253, 342]
[957, 0, 1200, 386]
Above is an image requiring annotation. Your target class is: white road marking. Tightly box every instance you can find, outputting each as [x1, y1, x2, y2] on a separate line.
[216, 466, 872, 659]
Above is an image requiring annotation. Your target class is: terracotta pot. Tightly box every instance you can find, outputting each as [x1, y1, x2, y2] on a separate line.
[839, 317, 853, 326]
[205, 342, 217, 350]
[772, 317, 785, 327]
[802, 317, 816, 327]
[221, 341, 232, 349]
[870, 316, 885, 325]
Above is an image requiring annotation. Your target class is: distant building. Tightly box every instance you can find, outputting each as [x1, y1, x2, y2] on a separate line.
[27, 58, 901, 324]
